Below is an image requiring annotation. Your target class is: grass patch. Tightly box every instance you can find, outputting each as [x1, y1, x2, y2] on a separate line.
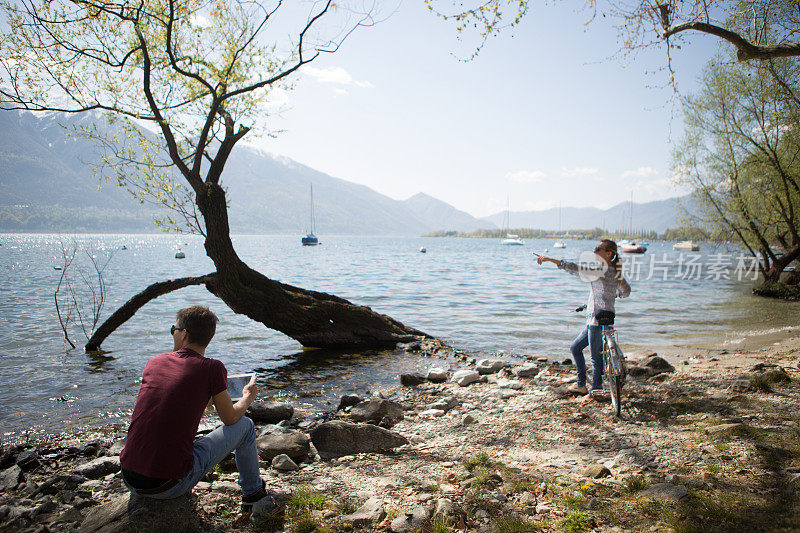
[490, 514, 543, 532]
[334, 496, 358, 515]
[470, 467, 492, 488]
[287, 487, 327, 513]
[508, 479, 537, 494]
[623, 474, 648, 494]
[635, 497, 669, 518]
[668, 492, 741, 533]
[564, 493, 589, 510]
[253, 508, 285, 532]
[293, 514, 319, 533]
[464, 452, 491, 472]
[559, 511, 594, 532]
[431, 514, 453, 533]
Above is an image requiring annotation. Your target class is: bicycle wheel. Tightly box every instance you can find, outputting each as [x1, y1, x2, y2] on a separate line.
[609, 373, 622, 417]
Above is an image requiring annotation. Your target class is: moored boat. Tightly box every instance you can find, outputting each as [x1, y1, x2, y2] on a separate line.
[673, 240, 700, 251]
[302, 184, 320, 246]
[620, 242, 647, 254]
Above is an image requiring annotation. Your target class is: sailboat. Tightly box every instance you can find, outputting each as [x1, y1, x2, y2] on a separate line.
[301, 184, 319, 246]
[500, 198, 524, 245]
[553, 202, 566, 248]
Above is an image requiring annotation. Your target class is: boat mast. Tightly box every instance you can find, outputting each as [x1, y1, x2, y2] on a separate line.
[310, 183, 315, 235]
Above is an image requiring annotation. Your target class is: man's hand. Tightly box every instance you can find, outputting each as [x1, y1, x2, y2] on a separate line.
[213, 375, 258, 426]
[242, 375, 257, 406]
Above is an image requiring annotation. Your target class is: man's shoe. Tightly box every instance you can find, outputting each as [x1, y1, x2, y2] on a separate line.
[241, 479, 267, 513]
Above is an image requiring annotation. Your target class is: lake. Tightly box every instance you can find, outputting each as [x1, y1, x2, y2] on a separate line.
[1, 233, 798, 443]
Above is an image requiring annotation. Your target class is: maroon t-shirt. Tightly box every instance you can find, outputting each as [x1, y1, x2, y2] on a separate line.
[120, 348, 227, 479]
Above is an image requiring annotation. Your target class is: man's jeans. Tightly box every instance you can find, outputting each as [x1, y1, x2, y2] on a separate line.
[124, 416, 262, 499]
[570, 325, 604, 390]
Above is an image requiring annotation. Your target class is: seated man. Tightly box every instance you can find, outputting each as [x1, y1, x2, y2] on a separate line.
[120, 305, 270, 514]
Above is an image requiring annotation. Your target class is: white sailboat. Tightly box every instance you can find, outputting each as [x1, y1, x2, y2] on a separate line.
[500, 198, 524, 245]
[301, 184, 319, 246]
[553, 202, 566, 248]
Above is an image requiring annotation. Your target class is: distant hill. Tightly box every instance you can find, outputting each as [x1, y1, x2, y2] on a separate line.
[481, 197, 695, 233]
[0, 110, 489, 234]
[402, 193, 497, 233]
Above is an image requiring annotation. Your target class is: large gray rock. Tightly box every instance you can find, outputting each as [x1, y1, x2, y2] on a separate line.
[271, 454, 299, 471]
[426, 368, 448, 383]
[429, 397, 459, 412]
[584, 464, 611, 479]
[72, 456, 120, 479]
[452, 370, 480, 387]
[310, 421, 409, 459]
[256, 425, 311, 462]
[0, 465, 23, 491]
[15, 450, 42, 472]
[349, 398, 405, 424]
[338, 394, 363, 411]
[341, 497, 386, 527]
[639, 483, 689, 501]
[390, 505, 430, 532]
[512, 364, 540, 378]
[627, 365, 652, 379]
[400, 373, 426, 386]
[80, 492, 201, 533]
[476, 359, 506, 375]
[108, 440, 125, 456]
[246, 401, 294, 424]
[643, 356, 675, 374]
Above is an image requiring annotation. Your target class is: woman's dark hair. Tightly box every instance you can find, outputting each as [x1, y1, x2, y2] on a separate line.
[176, 305, 219, 347]
[598, 239, 623, 280]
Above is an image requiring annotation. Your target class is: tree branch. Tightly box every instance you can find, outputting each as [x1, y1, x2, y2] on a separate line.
[85, 273, 217, 351]
[664, 21, 800, 61]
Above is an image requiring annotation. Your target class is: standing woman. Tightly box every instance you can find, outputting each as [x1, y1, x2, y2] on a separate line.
[536, 239, 631, 397]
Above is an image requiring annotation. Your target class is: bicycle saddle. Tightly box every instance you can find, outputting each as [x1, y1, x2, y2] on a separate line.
[595, 310, 616, 326]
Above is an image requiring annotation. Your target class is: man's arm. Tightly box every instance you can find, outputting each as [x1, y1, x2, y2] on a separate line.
[212, 375, 257, 426]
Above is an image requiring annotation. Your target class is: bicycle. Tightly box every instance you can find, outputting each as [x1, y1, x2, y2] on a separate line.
[575, 306, 627, 417]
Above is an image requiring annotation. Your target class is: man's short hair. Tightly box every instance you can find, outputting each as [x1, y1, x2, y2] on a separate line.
[176, 306, 219, 347]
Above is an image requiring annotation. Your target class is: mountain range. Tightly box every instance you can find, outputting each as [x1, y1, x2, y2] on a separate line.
[0, 110, 687, 234]
[480, 196, 693, 234]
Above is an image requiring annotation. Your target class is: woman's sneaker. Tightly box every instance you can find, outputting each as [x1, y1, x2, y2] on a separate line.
[590, 389, 609, 401]
[567, 384, 588, 396]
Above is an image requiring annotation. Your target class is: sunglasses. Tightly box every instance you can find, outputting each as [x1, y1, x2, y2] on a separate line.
[170, 325, 186, 335]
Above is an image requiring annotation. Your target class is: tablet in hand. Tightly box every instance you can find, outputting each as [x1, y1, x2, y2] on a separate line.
[227, 373, 255, 401]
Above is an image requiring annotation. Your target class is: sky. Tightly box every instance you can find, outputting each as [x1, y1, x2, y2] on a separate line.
[249, 1, 722, 218]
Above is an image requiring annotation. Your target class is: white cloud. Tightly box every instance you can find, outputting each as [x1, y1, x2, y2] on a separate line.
[622, 166, 659, 178]
[304, 66, 373, 89]
[561, 167, 598, 177]
[632, 177, 675, 196]
[505, 169, 546, 183]
[333, 88, 349, 96]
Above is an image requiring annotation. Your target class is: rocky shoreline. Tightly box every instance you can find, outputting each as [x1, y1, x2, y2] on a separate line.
[2, 336, 800, 532]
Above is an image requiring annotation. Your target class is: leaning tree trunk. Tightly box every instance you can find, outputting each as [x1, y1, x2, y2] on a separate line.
[196, 183, 428, 348]
[85, 183, 429, 351]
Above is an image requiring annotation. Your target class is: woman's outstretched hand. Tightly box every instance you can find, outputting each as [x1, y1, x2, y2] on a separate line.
[535, 254, 561, 267]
